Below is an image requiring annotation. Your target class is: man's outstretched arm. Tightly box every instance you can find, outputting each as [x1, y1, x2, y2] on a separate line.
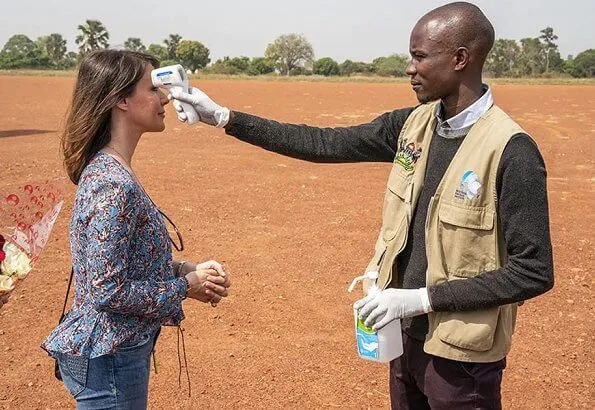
[224, 110, 413, 163]
[171, 87, 414, 163]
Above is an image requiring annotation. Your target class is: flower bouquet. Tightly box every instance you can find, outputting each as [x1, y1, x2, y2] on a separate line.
[0, 180, 64, 299]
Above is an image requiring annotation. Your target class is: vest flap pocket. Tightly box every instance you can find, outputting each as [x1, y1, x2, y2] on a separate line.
[386, 169, 411, 199]
[438, 202, 494, 230]
[434, 306, 500, 352]
[437, 201, 498, 277]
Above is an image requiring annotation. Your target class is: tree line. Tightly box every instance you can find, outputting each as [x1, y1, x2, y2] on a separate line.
[485, 27, 594, 78]
[0, 19, 593, 78]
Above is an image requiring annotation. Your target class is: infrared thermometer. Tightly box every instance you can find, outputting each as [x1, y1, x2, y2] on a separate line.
[151, 64, 199, 125]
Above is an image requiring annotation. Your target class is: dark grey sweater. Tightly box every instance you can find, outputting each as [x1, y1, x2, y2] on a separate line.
[225, 107, 554, 340]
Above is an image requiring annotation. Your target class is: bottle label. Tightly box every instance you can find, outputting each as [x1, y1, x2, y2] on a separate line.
[356, 318, 379, 359]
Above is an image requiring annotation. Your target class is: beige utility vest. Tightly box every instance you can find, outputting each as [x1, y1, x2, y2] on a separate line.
[365, 102, 528, 362]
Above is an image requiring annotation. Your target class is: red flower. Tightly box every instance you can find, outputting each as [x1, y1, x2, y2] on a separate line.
[0, 235, 5, 262]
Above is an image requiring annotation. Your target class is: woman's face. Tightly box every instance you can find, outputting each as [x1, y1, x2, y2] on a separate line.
[126, 64, 169, 133]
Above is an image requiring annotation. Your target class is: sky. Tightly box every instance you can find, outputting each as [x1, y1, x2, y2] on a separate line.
[1, 0, 593, 62]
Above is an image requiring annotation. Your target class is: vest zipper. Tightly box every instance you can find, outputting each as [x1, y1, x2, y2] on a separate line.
[424, 195, 435, 286]
[405, 180, 414, 225]
[377, 248, 387, 267]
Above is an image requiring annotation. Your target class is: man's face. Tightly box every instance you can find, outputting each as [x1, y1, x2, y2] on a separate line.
[406, 21, 458, 103]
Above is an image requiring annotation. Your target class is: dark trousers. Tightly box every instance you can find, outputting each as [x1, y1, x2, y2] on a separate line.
[390, 332, 506, 410]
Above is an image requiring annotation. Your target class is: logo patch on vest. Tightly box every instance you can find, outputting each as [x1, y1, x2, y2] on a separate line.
[455, 170, 482, 200]
[394, 141, 422, 171]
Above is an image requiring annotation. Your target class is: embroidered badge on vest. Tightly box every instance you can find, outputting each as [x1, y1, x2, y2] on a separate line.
[394, 141, 422, 171]
[455, 170, 482, 200]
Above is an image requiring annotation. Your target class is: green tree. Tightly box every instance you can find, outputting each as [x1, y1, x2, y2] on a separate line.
[539, 27, 559, 73]
[265, 33, 314, 76]
[248, 57, 275, 75]
[339, 59, 372, 76]
[227, 56, 250, 72]
[0, 34, 50, 68]
[36, 33, 67, 67]
[485, 39, 521, 77]
[372, 54, 409, 77]
[75, 19, 109, 56]
[288, 66, 312, 76]
[567, 49, 595, 77]
[339, 59, 356, 76]
[124, 37, 146, 52]
[148, 44, 168, 61]
[208, 58, 235, 74]
[209, 56, 250, 74]
[313, 57, 339, 76]
[62, 51, 78, 68]
[519, 38, 545, 76]
[547, 50, 564, 73]
[164, 34, 182, 59]
[175, 40, 210, 71]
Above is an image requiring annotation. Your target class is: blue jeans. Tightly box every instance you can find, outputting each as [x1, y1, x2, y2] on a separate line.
[58, 331, 158, 409]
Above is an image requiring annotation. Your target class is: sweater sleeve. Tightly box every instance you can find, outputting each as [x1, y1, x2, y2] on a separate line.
[429, 134, 555, 311]
[224, 108, 414, 163]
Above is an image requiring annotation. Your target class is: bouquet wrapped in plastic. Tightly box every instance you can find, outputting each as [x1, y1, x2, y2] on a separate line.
[0, 181, 64, 299]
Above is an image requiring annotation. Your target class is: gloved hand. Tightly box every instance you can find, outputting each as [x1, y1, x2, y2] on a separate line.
[354, 288, 432, 330]
[170, 87, 230, 128]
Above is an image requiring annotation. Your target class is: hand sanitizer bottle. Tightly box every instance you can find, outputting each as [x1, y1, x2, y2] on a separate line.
[348, 271, 403, 363]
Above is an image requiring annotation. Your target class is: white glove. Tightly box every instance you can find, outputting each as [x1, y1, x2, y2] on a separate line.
[354, 288, 432, 330]
[170, 87, 230, 128]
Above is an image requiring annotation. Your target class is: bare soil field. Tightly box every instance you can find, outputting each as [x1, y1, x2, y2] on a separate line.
[0, 77, 593, 409]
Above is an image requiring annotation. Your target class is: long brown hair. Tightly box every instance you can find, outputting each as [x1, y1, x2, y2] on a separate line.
[61, 50, 159, 184]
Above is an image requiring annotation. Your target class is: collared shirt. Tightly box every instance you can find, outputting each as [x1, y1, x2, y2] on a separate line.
[435, 84, 494, 138]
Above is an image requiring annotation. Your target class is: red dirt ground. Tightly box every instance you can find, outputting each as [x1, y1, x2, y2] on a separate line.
[0, 77, 593, 409]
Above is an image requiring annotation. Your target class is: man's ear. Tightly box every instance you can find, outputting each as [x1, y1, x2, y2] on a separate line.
[454, 47, 470, 71]
[115, 97, 129, 112]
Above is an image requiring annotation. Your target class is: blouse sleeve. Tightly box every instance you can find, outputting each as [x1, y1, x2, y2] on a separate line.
[84, 180, 187, 322]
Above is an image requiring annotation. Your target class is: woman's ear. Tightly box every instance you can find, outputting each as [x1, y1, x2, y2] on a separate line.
[115, 97, 129, 112]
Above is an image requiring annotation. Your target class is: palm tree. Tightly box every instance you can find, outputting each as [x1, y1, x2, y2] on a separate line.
[124, 37, 146, 52]
[75, 19, 109, 56]
[539, 27, 559, 73]
[163, 34, 182, 59]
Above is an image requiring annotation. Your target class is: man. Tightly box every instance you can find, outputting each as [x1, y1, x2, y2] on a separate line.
[171, 2, 554, 408]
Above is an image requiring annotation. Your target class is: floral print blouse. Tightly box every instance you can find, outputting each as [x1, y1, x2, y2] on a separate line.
[42, 152, 187, 358]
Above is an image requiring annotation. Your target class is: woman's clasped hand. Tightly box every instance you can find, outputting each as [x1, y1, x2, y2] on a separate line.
[183, 260, 231, 306]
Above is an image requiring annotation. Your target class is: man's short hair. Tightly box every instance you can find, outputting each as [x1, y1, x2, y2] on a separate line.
[420, 2, 495, 64]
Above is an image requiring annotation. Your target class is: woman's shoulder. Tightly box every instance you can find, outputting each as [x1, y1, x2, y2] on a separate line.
[77, 152, 139, 200]
[80, 152, 133, 186]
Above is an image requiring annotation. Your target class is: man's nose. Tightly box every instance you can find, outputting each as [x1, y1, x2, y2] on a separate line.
[405, 60, 416, 76]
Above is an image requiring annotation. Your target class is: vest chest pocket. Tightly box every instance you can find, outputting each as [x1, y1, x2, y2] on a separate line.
[381, 169, 411, 242]
[438, 202, 497, 277]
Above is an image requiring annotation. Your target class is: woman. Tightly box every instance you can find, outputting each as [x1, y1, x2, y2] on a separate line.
[42, 50, 231, 409]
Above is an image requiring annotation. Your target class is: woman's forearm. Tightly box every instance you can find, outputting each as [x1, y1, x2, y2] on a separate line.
[173, 259, 198, 277]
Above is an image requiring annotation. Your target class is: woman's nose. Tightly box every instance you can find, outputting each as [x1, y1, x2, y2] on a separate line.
[160, 90, 169, 106]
